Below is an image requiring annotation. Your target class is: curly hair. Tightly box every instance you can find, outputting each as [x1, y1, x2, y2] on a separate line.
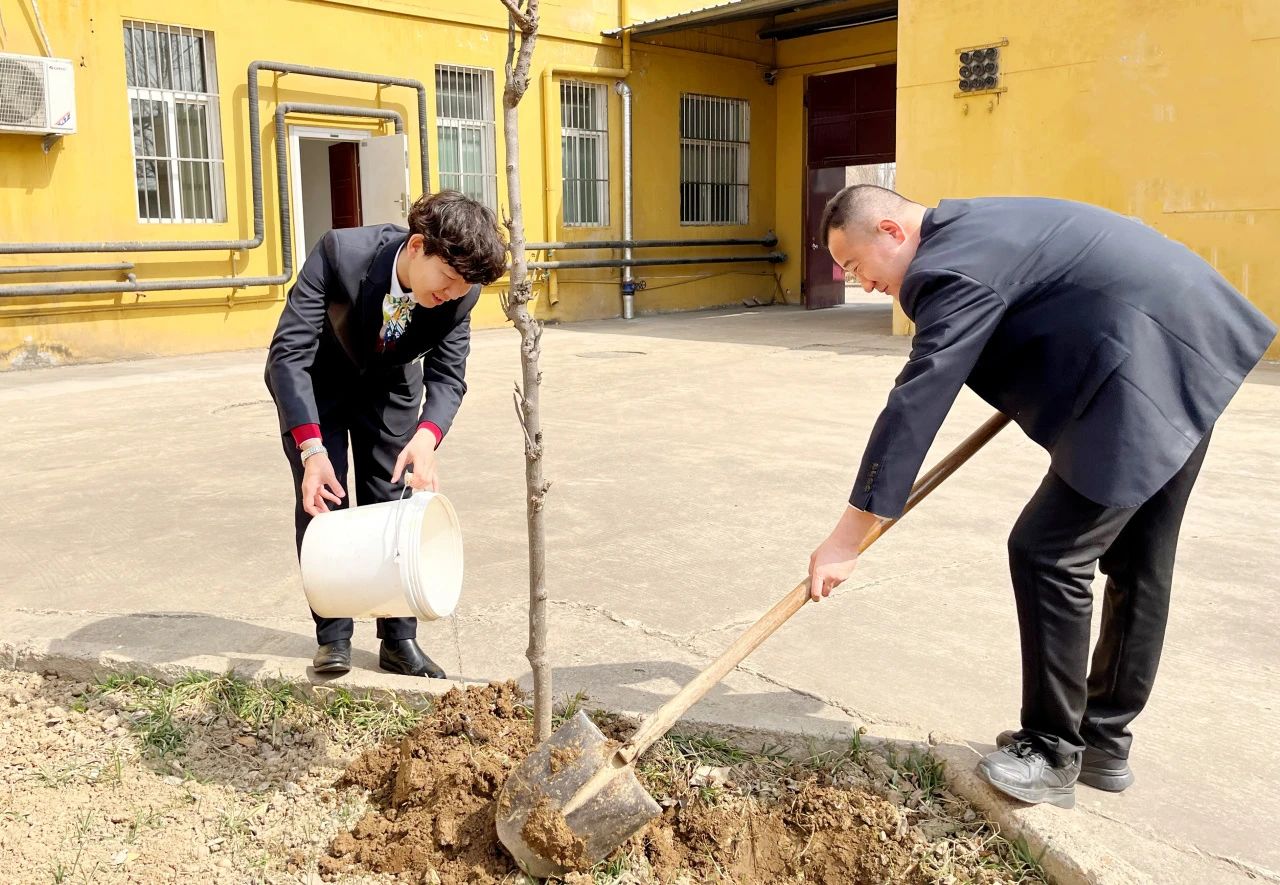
[407, 191, 508, 285]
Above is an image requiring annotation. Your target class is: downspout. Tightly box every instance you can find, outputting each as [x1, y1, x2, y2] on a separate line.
[616, 80, 634, 319]
[539, 0, 632, 305]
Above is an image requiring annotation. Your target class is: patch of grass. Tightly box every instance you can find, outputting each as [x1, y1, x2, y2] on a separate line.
[32, 762, 94, 788]
[320, 687, 424, 741]
[219, 800, 269, 839]
[551, 690, 589, 728]
[92, 670, 427, 756]
[665, 733, 755, 768]
[886, 746, 948, 802]
[992, 834, 1049, 882]
[848, 726, 867, 760]
[52, 810, 99, 884]
[125, 806, 170, 844]
[92, 674, 187, 757]
[589, 852, 634, 882]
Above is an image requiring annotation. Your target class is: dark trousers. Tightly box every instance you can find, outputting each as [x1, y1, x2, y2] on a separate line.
[282, 394, 417, 645]
[1007, 429, 1212, 764]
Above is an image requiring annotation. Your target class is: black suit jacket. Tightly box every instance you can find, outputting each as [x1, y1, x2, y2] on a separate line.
[265, 224, 480, 440]
[853, 197, 1276, 518]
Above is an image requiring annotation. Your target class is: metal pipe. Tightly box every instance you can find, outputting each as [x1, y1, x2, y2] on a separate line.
[0, 101, 391, 299]
[252, 62, 429, 189]
[526, 235, 777, 251]
[1, 60, 428, 256]
[0, 262, 134, 276]
[528, 252, 786, 270]
[617, 80, 635, 319]
[279, 103, 403, 134]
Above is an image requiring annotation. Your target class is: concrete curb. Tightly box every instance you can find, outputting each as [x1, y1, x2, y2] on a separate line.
[0, 634, 1133, 885]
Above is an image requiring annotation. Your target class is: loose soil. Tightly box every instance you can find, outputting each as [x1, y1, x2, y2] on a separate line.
[326, 683, 1047, 884]
[0, 669, 1046, 884]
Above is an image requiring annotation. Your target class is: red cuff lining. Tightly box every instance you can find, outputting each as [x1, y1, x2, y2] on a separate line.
[290, 424, 321, 447]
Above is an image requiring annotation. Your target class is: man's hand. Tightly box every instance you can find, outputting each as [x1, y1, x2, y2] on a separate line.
[808, 506, 881, 601]
[393, 428, 440, 492]
[301, 453, 345, 516]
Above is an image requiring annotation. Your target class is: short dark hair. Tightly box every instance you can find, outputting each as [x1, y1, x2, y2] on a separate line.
[408, 190, 508, 285]
[819, 185, 914, 247]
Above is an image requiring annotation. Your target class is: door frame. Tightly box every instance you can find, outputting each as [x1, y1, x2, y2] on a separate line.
[287, 125, 373, 274]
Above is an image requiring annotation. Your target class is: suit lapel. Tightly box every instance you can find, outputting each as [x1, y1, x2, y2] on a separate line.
[356, 236, 405, 364]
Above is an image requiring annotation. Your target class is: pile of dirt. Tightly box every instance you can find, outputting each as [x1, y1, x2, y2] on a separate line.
[325, 681, 534, 882]
[324, 683, 1034, 884]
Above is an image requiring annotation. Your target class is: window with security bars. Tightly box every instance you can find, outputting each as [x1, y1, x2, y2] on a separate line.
[679, 94, 749, 225]
[435, 65, 498, 211]
[560, 81, 609, 227]
[124, 21, 226, 223]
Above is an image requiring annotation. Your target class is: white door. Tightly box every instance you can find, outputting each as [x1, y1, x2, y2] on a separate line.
[358, 134, 411, 226]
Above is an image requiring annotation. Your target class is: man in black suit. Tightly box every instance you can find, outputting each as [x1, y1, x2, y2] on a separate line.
[266, 191, 507, 678]
[810, 186, 1275, 808]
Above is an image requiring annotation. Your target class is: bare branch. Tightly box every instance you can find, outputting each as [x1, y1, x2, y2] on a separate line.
[498, 0, 534, 33]
[512, 385, 537, 452]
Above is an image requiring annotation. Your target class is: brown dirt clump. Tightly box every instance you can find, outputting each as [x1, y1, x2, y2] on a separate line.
[548, 744, 580, 775]
[520, 797, 591, 871]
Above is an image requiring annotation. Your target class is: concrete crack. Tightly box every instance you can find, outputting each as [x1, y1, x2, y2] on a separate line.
[546, 598, 901, 729]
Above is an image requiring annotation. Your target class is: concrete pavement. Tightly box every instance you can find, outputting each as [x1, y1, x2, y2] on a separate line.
[3, 304, 1277, 884]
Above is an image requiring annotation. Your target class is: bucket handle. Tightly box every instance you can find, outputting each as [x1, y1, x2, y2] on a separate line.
[392, 472, 417, 564]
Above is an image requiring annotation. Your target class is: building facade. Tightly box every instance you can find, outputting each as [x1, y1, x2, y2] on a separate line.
[2, 0, 1275, 366]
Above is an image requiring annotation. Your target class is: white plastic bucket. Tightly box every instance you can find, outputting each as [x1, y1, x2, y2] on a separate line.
[300, 490, 463, 620]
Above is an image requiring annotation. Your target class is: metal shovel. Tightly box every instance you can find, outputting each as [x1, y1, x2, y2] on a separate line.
[496, 412, 1012, 878]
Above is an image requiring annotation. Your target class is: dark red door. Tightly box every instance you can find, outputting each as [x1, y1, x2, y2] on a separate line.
[804, 166, 849, 310]
[329, 142, 362, 229]
[803, 64, 896, 309]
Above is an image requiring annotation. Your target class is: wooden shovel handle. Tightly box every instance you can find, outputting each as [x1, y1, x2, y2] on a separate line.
[620, 412, 1012, 761]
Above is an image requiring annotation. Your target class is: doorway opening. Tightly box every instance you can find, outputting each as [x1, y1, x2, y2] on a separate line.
[288, 126, 411, 271]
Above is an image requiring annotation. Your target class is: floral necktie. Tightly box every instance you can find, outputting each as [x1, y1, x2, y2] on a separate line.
[378, 292, 413, 351]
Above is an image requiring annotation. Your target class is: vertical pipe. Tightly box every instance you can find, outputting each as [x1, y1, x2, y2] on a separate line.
[616, 80, 634, 320]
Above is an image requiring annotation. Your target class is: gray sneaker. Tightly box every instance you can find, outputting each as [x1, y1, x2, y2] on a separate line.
[996, 730, 1134, 792]
[979, 739, 1079, 809]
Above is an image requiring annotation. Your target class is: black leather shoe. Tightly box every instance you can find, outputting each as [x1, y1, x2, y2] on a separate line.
[313, 640, 351, 675]
[997, 729, 1133, 792]
[379, 639, 446, 679]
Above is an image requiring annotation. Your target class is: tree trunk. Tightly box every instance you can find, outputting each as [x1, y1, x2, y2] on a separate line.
[499, 0, 551, 741]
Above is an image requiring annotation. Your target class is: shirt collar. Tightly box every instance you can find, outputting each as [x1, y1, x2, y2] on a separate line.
[389, 242, 410, 300]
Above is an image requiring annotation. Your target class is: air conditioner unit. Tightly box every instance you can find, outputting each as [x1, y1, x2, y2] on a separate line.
[0, 52, 77, 135]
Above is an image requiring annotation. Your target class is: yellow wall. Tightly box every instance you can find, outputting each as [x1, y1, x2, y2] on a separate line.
[0, 0, 784, 366]
[896, 0, 1280, 357]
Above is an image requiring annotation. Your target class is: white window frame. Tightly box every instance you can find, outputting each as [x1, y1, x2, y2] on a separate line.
[679, 93, 750, 226]
[124, 20, 226, 224]
[560, 80, 609, 228]
[434, 64, 498, 211]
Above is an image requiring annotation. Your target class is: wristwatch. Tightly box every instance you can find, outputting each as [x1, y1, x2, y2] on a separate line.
[300, 443, 328, 464]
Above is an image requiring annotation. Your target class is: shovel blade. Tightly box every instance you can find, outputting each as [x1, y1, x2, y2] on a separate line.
[496, 710, 661, 878]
